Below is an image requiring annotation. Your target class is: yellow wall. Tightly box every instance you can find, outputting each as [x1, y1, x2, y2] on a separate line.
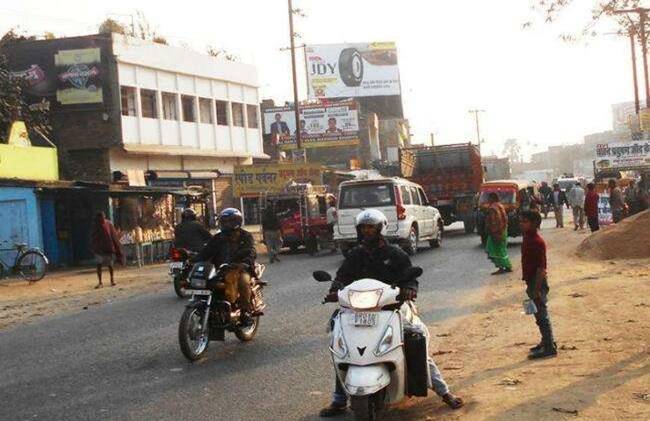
[0, 144, 59, 181]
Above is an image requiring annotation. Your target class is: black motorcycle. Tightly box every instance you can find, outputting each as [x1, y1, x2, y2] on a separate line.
[178, 262, 267, 361]
[168, 247, 197, 298]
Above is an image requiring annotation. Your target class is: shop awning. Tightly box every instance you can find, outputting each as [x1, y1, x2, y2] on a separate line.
[122, 144, 270, 160]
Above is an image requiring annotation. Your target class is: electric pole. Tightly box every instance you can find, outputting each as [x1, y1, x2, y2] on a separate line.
[287, 0, 302, 153]
[468, 109, 485, 156]
[615, 8, 650, 108]
[629, 28, 641, 115]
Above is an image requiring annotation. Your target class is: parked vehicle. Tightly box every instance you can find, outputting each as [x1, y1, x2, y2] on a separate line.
[475, 180, 534, 245]
[334, 176, 443, 256]
[168, 247, 197, 298]
[315, 268, 430, 421]
[0, 241, 48, 282]
[406, 143, 483, 234]
[178, 262, 267, 361]
[556, 177, 579, 192]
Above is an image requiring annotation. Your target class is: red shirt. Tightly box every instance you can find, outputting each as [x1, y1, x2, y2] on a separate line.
[584, 190, 599, 218]
[521, 231, 546, 282]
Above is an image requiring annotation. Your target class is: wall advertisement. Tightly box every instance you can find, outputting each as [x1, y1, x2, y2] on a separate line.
[54, 48, 103, 105]
[306, 42, 400, 99]
[263, 101, 359, 150]
[595, 140, 650, 170]
[233, 164, 323, 196]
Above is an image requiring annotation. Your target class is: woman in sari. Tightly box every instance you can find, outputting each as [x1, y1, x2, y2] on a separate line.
[485, 192, 512, 275]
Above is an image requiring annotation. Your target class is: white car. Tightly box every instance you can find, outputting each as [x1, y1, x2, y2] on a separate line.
[334, 177, 444, 255]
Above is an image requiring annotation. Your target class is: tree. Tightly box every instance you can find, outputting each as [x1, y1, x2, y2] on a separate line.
[98, 12, 167, 44]
[0, 28, 36, 48]
[206, 45, 239, 61]
[0, 54, 50, 140]
[503, 138, 522, 163]
[98, 18, 127, 35]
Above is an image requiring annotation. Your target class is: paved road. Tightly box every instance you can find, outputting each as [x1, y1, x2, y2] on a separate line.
[0, 225, 521, 421]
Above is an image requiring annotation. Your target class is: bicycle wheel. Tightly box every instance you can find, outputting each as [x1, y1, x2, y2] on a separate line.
[17, 251, 48, 282]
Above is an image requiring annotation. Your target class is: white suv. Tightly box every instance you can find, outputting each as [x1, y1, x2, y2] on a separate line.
[334, 177, 444, 255]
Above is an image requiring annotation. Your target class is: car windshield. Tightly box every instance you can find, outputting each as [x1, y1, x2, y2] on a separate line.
[339, 183, 395, 209]
[478, 188, 516, 205]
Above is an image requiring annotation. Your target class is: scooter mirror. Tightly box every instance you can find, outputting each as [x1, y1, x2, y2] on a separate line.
[313, 271, 333, 283]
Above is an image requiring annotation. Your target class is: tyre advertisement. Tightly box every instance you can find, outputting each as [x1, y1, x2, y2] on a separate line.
[306, 42, 400, 98]
[263, 101, 359, 150]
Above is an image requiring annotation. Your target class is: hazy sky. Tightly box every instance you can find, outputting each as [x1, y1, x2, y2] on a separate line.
[0, 1, 637, 157]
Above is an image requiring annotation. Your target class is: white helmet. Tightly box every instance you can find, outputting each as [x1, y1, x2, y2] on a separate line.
[355, 209, 388, 237]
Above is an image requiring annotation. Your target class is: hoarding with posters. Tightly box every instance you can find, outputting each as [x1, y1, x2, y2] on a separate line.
[233, 164, 323, 196]
[306, 42, 400, 98]
[595, 140, 650, 171]
[263, 101, 359, 150]
[54, 48, 103, 105]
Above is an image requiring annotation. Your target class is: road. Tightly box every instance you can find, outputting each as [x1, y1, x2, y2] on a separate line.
[0, 225, 521, 421]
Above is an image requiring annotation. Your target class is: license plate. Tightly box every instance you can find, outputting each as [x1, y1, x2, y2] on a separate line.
[190, 289, 212, 296]
[353, 312, 377, 327]
[169, 262, 184, 269]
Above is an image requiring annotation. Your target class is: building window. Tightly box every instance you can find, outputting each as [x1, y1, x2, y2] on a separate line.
[181, 95, 196, 123]
[161, 92, 178, 120]
[120, 86, 136, 116]
[140, 89, 157, 118]
[199, 98, 213, 124]
[246, 104, 259, 128]
[215, 100, 229, 126]
[232, 102, 244, 127]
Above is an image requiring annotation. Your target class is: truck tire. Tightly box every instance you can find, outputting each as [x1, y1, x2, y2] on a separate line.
[339, 48, 364, 87]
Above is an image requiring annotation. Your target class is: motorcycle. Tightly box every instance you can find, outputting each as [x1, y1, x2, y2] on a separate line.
[178, 261, 267, 361]
[168, 247, 196, 298]
[315, 267, 429, 421]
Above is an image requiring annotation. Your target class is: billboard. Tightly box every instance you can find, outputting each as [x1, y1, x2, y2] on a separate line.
[611, 102, 636, 132]
[54, 48, 103, 105]
[263, 101, 359, 150]
[595, 140, 650, 170]
[233, 163, 323, 196]
[306, 42, 400, 98]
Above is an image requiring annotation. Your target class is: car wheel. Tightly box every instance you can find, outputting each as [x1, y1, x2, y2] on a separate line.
[429, 222, 443, 248]
[404, 225, 418, 255]
[339, 48, 364, 87]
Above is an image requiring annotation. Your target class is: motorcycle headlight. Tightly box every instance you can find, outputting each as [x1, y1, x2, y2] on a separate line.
[375, 326, 394, 356]
[348, 289, 383, 310]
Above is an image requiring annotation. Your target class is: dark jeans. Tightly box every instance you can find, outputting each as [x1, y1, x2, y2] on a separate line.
[525, 278, 555, 348]
[612, 209, 623, 223]
[587, 215, 600, 232]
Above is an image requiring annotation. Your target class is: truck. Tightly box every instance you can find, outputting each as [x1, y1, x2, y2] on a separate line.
[405, 143, 483, 233]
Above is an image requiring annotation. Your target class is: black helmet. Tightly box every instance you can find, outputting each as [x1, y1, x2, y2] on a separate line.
[219, 208, 243, 234]
[181, 208, 197, 221]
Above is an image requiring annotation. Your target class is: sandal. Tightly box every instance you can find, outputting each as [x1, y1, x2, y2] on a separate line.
[94, 284, 103, 289]
[442, 393, 464, 410]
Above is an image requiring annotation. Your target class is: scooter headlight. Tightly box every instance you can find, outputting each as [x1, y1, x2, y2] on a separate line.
[375, 326, 394, 356]
[348, 289, 383, 310]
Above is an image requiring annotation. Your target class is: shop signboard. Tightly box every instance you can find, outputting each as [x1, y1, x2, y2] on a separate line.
[263, 101, 359, 150]
[306, 42, 400, 99]
[54, 48, 103, 104]
[595, 140, 650, 171]
[233, 164, 323, 196]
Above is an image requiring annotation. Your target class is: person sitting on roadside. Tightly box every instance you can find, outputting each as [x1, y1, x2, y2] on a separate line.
[174, 208, 212, 253]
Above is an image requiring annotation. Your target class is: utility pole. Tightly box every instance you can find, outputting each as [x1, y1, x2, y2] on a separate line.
[615, 8, 650, 108]
[429, 132, 435, 147]
[630, 28, 641, 115]
[468, 109, 485, 156]
[287, 0, 302, 153]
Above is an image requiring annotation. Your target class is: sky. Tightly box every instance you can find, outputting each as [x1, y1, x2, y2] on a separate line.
[0, 0, 639, 158]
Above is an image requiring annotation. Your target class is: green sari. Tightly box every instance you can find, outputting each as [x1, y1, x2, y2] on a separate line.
[486, 230, 512, 270]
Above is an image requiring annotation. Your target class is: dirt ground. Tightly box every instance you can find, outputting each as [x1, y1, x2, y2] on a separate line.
[386, 225, 650, 420]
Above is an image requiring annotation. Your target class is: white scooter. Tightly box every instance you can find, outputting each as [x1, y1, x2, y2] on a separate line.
[314, 267, 430, 421]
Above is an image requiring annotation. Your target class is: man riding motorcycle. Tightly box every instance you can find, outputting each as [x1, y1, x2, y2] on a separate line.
[193, 208, 257, 326]
[319, 209, 464, 417]
[174, 208, 212, 253]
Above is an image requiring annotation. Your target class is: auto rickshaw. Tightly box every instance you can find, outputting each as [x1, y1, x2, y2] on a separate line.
[475, 180, 536, 245]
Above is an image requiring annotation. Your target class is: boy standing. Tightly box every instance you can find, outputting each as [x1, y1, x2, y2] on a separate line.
[519, 210, 557, 359]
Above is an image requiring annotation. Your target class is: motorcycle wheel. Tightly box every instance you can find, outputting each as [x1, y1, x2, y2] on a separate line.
[350, 392, 383, 421]
[178, 307, 210, 361]
[173, 275, 188, 298]
[235, 316, 260, 342]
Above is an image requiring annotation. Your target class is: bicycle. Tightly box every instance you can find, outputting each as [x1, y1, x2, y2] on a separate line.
[0, 242, 49, 283]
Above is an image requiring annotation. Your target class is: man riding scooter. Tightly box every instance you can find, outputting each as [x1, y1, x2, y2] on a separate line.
[193, 208, 257, 327]
[319, 209, 464, 417]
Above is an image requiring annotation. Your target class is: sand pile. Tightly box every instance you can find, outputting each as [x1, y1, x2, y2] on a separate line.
[577, 209, 650, 260]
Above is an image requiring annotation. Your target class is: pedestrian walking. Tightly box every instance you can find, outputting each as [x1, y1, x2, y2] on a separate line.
[519, 210, 557, 359]
[485, 192, 512, 275]
[567, 182, 585, 230]
[90, 211, 123, 289]
[624, 180, 642, 216]
[261, 202, 283, 263]
[608, 179, 625, 223]
[584, 183, 600, 232]
[326, 195, 338, 252]
[550, 183, 569, 228]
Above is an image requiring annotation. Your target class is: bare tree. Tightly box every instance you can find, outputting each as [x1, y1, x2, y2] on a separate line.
[503, 138, 523, 163]
[206, 45, 239, 62]
[98, 12, 167, 44]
